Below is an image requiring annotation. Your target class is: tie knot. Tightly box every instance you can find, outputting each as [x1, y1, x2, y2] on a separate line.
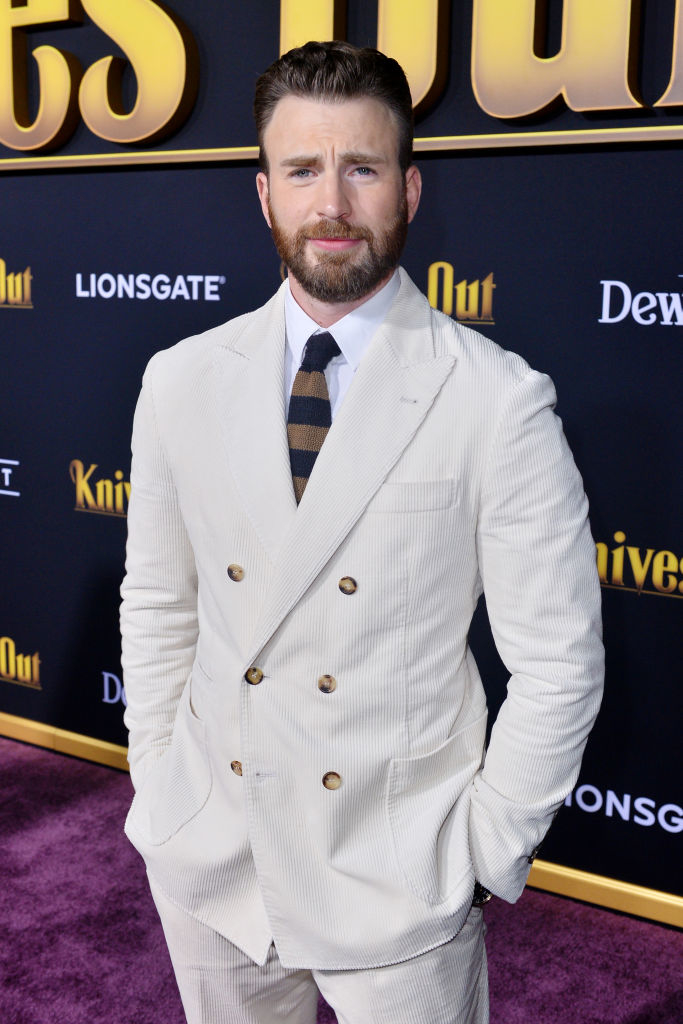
[301, 331, 341, 372]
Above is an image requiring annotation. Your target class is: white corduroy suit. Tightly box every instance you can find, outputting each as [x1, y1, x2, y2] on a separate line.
[120, 268, 604, 978]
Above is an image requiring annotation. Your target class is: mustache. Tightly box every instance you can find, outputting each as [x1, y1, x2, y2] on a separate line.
[302, 220, 373, 242]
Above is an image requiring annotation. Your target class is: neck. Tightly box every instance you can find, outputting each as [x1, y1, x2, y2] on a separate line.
[287, 271, 394, 328]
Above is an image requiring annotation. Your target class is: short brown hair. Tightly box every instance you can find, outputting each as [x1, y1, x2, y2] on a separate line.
[254, 40, 414, 173]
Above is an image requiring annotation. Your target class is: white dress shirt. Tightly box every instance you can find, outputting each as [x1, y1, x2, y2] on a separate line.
[284, 270, 401, 420]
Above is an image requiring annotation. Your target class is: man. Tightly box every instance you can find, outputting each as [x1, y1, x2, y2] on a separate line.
[120, 41, 603, 1024]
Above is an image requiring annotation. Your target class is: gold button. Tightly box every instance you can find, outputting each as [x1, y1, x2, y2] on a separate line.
[322, 771, 342, 790]
[338, 576, 357, 595]
[318, 674, 337, 694]
[245, 666, 263, 685]
[227, 564, 244, 582]
[230, 760, 243, 776]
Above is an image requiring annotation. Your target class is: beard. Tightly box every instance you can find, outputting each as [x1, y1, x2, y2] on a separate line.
[268, 194, 408, 303]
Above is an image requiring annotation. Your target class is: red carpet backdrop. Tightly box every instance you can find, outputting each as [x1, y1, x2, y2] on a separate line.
[1, 2, 681, 925]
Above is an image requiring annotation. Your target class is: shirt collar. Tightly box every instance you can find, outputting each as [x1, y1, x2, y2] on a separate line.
[284, 270, 401, 371]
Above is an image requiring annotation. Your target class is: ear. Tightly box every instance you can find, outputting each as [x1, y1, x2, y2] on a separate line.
[256, 171, 272, 227]
[404, 164, 422, 224]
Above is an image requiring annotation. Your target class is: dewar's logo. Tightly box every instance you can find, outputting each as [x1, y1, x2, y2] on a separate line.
[427, 262, 496, 325]
[0, 634, 41, 690]
[599, 277, 683, 326]
[70, 459, 130, 518]
[0, 259, 32, 308]
[102, 670, 126, 707]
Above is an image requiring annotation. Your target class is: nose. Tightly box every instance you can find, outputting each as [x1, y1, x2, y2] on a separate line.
[317, 172, 351, 221]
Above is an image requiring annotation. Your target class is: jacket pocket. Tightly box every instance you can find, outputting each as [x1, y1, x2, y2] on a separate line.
[386, 712, 487, 904]
[367, 478, 456, 513]
[126, 675, 212, 846]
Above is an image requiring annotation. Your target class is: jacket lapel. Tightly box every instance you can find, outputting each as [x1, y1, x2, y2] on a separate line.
[244, 270, 456, 665]
[215, 284, 297, 563]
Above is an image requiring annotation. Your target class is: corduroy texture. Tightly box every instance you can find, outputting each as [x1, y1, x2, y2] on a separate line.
[287, 331, 341, 503]
[1, 738, 681, 1024]
[119, 269, 604, 969]
[151, 877, 488, 1023]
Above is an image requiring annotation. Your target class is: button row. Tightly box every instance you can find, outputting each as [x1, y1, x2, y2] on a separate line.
[228, 565, 357, 596]
[230, 762, 342, 789]
[245, 667, 339, 693]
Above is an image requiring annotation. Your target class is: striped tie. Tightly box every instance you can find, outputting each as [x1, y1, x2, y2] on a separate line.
[287, 331, 341, 504]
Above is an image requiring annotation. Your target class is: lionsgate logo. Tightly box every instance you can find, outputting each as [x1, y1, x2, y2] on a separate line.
[565, 784, 682, 835]
[599, 277, 683, 326]
[76, 271, 226, 302]
[0, 458, 20, 498]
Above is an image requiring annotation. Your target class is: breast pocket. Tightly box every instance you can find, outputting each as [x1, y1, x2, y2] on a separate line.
[366, 478, 456, 514]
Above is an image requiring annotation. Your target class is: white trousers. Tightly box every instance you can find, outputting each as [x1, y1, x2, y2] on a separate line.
[149, 876, 489, 1024]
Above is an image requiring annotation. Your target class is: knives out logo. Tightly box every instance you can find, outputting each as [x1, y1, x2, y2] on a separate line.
[427, 262, 495, 325]
[1, 0, 199, 152]
[0, 635, 41, 690]
[3, 0, 683, 159]
[596, 531, 683, 598]
[70, 459, 130, 517]
[0, 258, 32, 308]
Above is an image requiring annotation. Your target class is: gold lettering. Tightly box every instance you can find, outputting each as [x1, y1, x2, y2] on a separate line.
[69, 459, 97, 510]
[471, 0, 642, 118]
[279, 1, 446, 112]
[455, 278, 480, 321]
[22, 267, 32, 303]
[7, 270, 22, 303]
[626, 545, 655, 591]
[0, 0, 82, 152]
[96, 477, 113, 511]
[16, 653, 33, 683]
[595, 541, 608, 584]
[611, 530, 626, 586]
[651, 550, 678, 594]
[377, 0, 448, 112]
[427, 260, 454, 315]
[279, 0, 345, 55]
[0, 636, 16, 679]
[32, 651, 41, 683]
[70, 459, 129, 515]
[480, 272, 495, 322]
[655, 0, 683, 105]
[78, 0, 199, 144]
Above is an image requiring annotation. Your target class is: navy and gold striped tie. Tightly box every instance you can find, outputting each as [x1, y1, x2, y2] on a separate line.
[287, 331, 341, 503]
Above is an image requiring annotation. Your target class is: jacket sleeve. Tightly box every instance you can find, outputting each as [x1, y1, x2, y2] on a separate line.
[120, 357, 199, 792]
[469, 366, 604, 902]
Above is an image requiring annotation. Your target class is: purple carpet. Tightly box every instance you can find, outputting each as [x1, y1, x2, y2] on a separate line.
[0, 737, 680, 1023]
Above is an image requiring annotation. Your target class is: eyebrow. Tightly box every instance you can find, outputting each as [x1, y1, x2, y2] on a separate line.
[279, 151, 388, 168]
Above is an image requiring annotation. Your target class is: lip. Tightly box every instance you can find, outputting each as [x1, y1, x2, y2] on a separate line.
[308, 238, 363, 251]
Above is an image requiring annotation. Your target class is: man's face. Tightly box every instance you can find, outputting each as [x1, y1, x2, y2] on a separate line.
[256, 95, 421, 305]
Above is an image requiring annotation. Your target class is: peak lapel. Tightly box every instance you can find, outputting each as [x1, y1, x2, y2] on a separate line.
[245, 273, 456, 664]
[215, 285, 297, 563]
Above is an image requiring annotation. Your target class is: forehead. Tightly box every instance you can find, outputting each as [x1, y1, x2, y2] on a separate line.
[262, 95, 400, 161]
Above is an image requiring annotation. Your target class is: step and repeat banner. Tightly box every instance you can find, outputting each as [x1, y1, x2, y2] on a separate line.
[1, 2, 681, 907]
